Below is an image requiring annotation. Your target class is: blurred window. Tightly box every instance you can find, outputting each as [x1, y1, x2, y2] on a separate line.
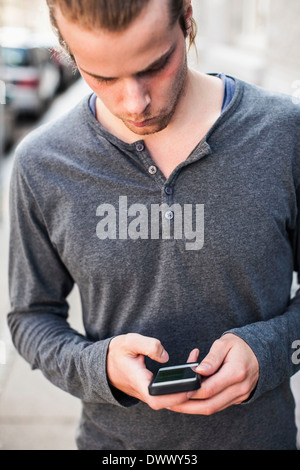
[239, 0, 270, 50]
[34, 47, 51, 65]
[2, 47, 31, 67]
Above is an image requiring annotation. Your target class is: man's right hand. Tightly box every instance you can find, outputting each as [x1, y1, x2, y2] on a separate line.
[106, 333, 196, 410]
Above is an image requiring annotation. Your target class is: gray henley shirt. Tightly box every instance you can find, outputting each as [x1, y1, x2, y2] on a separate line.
[8, 76, 300, 449]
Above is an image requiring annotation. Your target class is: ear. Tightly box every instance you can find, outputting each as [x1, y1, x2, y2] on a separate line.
[183, 0, 193, 36]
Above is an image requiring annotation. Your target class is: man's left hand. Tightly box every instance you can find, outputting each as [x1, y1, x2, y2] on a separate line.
[167, 333, 259, 415]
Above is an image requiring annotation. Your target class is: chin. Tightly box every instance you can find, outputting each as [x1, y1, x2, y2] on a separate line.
[123, 116, 172, 136]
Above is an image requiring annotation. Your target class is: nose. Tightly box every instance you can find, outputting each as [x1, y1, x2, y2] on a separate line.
[122, 78, 151, 116]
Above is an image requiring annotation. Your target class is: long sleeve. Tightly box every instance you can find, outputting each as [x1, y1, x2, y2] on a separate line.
[7, 152, 120, 406]
[227, 296, 300, 402]
[227, 187, 300, 403]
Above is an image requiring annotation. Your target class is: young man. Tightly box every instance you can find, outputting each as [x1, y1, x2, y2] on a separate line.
[7, 0, 300, 449]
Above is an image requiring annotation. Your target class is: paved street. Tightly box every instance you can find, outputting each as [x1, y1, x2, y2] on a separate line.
[0, 79, 90, 450]
[0, 78, 299, 450]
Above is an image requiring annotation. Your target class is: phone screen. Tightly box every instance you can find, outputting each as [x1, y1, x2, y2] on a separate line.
[149, 363, 200, 395]
[154, 364, 198, 384]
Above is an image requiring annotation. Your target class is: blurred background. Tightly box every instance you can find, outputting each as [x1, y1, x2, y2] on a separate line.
[0, 0, 300, 450]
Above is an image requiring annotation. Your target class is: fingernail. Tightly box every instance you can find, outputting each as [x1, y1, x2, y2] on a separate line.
[161, 350, 169, 361]
[197, 363, 212, 372]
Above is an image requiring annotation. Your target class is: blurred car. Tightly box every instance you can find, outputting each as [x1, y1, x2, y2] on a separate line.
[0, 79, 16, 153]
[0, 27, 61, 116]
[3, 88, 16, 151]
[33, 32, 80, 92]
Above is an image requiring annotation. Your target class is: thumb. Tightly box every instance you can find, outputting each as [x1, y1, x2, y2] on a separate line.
[196, 340, 227, 376]
[186, 348, 200, 363]
[126, 333, 169, 364]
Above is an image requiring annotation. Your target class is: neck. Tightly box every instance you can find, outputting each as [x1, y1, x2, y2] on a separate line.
[95, 68, 202, 144]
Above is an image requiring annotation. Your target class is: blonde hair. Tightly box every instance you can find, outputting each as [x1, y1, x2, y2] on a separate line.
[46, 0, 197, 58]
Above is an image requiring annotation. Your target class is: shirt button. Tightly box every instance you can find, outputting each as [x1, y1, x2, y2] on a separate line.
[165, 186, 173, 195]
[165, 210, 174, 220]
[136, 143, 145, 152]
[148, 165, 157, 175]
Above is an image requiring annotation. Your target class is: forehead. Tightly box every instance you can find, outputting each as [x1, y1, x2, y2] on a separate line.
[55, 0, 178, 77]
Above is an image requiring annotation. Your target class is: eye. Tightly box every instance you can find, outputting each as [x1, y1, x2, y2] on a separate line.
[139, 56, 171, 78]
[94, 77, 117, 85]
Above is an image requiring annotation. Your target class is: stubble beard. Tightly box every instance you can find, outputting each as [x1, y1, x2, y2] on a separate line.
[121, 56, 188, 136]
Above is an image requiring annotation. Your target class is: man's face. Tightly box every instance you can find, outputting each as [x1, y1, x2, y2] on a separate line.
[55, 0, 188, 136]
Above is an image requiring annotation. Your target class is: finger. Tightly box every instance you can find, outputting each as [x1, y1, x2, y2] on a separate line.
[168, 382, 252, 415]
[186, 348, 199, 363]
[195, 362, 238, 399]
[147, 390, 193, 411]
[124, 333, 169, 364]
[196, 339, 229, 376]
[197, 358, 257, 402]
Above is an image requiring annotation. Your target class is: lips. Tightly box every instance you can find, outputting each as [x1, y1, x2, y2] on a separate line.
[127, 117, 155, 128]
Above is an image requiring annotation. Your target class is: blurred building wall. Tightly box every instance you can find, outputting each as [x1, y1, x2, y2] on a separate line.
[192, 0, 300, 95]
[0, 0, 51, 32]
[1, 0, 299, 96]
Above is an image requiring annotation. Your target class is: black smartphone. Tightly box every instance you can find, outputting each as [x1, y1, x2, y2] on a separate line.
[148, 362, 201, 396]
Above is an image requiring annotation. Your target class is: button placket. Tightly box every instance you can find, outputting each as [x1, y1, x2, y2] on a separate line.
[133, 142, 162, 182]
[135, 142, 145, 152]
[162, 180, 176, 245]
[148, 165, 158, 175]
[164, 185, 173, 196]
[164, 210, 174, 220]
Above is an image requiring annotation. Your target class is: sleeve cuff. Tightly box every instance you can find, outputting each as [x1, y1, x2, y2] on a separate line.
[89, 337, 139, 408]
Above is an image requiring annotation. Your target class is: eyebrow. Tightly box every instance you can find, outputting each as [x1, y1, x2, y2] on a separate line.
[80, 43, 176, 81]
